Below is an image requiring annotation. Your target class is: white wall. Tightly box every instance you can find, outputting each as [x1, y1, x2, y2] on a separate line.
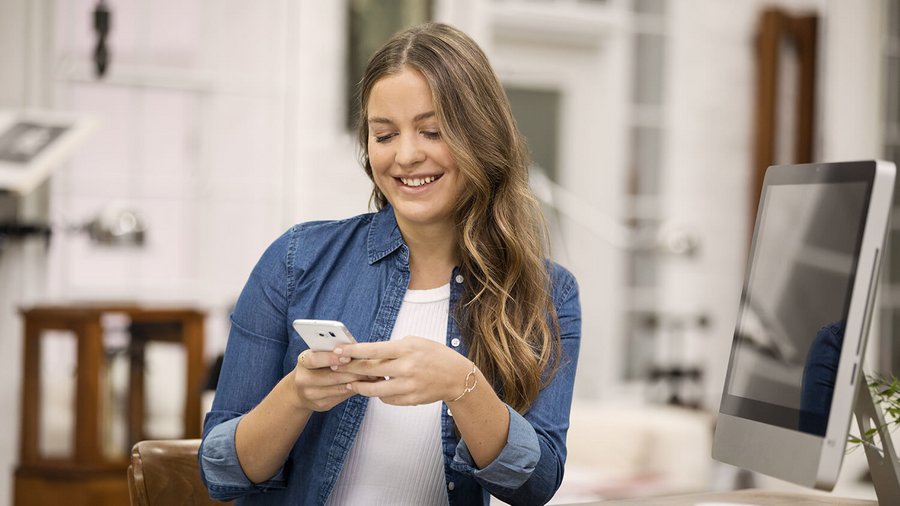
[0, 1, 54, 503]
[288, 0, 370, 224]
[47, 0, 291, 308]
[819, 0, 885, 161]
[0, 0, 26, 495]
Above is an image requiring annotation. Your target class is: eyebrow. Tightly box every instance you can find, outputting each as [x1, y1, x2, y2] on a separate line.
[367, 111, 436, 124]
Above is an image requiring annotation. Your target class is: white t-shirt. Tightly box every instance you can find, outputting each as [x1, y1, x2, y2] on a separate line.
[327, 283, 451, 506]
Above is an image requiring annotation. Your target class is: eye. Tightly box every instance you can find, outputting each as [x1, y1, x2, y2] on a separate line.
[373, 133, 395, 143]
[422, 130, 441, 140]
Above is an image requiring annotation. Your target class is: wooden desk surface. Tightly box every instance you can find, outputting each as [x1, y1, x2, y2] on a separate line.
[579, 489, 876, 505]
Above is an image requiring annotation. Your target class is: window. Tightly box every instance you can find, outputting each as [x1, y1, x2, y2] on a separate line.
[505, 87, 562, 180]
[346, 0, 433, 128]
[624, 0, 668, 381]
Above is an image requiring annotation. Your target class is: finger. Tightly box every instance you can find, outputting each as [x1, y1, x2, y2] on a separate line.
[303, 382, 355, 400]
[297, 350, 311, 369]
[347, 377, 407, 398]
[303, 386, 356, 411]
[298, 349, 342, 370]
[335, 341, 402, 360]
[299, 369, 372, 387]
[339, 358, 398, 378]
[321, 384, 357, 400]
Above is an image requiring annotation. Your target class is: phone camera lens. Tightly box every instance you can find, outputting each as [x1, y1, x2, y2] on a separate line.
[318, 332, 325, 337]
[329, 331, 336, 337]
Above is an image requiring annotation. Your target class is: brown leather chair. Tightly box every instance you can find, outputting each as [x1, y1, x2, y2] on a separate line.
[127, 439, 232, 506]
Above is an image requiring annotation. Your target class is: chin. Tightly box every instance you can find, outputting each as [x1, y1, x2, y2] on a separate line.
[394, 208, 453, 228]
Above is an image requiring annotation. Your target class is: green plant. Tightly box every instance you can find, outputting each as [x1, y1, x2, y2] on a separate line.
[847, 374, 900, 449]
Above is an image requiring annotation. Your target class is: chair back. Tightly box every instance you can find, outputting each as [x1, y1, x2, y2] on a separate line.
[127, 439, 230, 506]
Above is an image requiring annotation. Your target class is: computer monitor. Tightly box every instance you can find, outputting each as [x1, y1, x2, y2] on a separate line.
[713, 160, 896, 492]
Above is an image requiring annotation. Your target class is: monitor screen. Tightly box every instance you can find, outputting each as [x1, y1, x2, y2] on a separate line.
[713, 160, 895, 490]
[721, 179, 870, 436]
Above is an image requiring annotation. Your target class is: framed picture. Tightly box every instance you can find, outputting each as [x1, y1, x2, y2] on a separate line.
[0, 110, 97, 195]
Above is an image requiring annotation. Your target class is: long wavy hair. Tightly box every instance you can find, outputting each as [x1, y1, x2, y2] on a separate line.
[356, 22, 560, 413]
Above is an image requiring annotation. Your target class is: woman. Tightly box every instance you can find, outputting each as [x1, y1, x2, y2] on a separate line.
[199, 22, 581, 506]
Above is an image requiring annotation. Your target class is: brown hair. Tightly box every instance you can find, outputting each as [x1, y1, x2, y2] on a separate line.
[356, 22, 559, 413]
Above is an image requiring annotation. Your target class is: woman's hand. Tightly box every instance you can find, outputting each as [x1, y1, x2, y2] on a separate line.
[334, 336, 473, 406]
[233, 349, 366, 484]
[337, 337, 511, 469]
[291, 350, 370, 412]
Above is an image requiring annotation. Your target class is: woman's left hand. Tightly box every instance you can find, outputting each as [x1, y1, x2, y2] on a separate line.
[334, 336, 472, 406]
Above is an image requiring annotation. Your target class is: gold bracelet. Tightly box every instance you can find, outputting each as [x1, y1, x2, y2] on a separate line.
[450, 363, 478, 402]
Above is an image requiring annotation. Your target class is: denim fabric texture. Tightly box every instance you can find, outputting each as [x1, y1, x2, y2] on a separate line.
[799, 321, 845, 436]
[198, 206, 582, 505]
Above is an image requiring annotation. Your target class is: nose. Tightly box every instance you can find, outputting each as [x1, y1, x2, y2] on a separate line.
[396, 134, 425, 167]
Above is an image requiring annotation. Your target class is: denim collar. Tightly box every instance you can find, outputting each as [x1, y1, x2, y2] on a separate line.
[366, 205, 406, 265]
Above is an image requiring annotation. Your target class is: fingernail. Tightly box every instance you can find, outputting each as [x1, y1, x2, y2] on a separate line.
[339, 357, 351, 364]
[334, 348, 343, 355]
[330, 365, 338, 371]
[346, 383, 352, 390]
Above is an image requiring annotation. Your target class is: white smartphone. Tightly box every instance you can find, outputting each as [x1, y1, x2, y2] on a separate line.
[292, 319, 358, 351]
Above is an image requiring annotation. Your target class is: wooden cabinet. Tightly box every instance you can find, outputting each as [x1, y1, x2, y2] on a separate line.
[14, 305, 205, 506]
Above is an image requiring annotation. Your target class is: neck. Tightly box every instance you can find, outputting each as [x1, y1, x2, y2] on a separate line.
[397, 220, 458, 290]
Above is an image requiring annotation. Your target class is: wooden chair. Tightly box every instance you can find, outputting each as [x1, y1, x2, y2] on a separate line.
[127, 439, 231, 506]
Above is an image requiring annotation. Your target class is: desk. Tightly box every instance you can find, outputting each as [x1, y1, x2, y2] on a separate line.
[14, 304, 206, 506]
[589, 489, 876, 505]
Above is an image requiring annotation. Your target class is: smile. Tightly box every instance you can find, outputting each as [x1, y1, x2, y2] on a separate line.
[398, 175, 441, 187]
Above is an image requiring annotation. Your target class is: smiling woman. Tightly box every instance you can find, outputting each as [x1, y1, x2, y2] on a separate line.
[198, 22, 582, 506]
[365, 69, 464, 240]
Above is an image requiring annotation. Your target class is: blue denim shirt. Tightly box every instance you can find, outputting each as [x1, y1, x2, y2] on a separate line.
[199, 206, 581, 505]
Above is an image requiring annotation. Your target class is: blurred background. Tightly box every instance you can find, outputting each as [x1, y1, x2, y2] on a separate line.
[0, 0, 897, 504]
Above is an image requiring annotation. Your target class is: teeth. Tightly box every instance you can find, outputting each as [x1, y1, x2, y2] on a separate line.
[400, 175, 437, 187]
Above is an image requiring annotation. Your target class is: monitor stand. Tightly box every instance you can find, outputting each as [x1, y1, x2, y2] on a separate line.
[854, 379, 900, 505]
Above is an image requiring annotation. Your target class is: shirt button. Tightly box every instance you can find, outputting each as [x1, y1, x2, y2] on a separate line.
[455, 274, 464, 284]
[447, 408, 453, 417]
[447, 482, 455, 491]
[451, 337, 461, 347]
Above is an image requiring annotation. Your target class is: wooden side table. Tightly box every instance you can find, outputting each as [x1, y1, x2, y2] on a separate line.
[14, 305, 206, 506]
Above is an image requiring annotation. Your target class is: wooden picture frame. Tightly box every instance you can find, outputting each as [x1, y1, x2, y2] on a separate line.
[751, 8, 818, 223]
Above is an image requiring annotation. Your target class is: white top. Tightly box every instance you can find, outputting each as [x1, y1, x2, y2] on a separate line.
[327, 283, 451, 506]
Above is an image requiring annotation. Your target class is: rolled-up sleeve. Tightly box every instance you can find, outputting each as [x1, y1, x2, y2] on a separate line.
[451, 405, 540, 487]
[199, 416, 286, 500]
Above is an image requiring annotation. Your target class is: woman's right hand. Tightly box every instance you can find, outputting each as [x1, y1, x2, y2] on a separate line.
[291, 350, 367, 412]
[233, 350, 364, 484]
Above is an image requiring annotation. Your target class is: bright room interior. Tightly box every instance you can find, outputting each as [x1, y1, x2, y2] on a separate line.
[1, 0, 898, 505]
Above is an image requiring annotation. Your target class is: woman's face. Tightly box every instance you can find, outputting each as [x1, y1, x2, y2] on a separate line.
[366, 68, 464, 233]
